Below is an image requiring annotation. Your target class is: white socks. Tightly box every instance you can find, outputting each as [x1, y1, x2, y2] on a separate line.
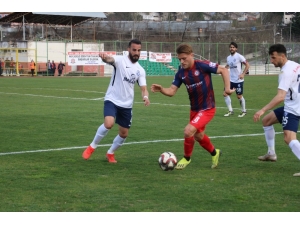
[263, 125, 300, 160]
[90, 124, 110, 149]
[107, 135, 126, 154]
[239, 96, 246, 112]
[289, 140, 300, 160]
[263, 126, 275, 155]
[224, 96, 233, 112]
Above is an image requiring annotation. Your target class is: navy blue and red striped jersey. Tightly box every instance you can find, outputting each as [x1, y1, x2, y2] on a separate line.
[172, 60, 218, 111]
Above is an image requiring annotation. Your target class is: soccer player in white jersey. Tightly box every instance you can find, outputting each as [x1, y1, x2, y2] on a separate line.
[253, 44, 300, 177]
[224, 42, 250, 117]
[82, 39, 150, 163]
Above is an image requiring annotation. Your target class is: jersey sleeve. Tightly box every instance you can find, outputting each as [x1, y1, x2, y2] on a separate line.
[201, 61, 218, 74]
[239, 54, 247, 64]
[111, 55, 121, 66]
[137, 67, 147, 86]
[278, 71, 292, 92]
[172, 71, 183, 88]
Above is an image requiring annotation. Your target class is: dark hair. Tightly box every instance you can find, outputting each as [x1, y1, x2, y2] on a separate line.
[229, 42, 238, 48]
[128, 39, 141, 47]
[176, 43, 193, 54]
[268, 44, 286, 55]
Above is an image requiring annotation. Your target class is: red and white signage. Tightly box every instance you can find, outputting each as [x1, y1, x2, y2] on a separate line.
[149, 52, 172, 63]
[67, 51, 116, 65]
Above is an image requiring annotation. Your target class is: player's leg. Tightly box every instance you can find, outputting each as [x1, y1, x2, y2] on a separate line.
[258, 108, 281, 162]
[280, 112, 300, 176]
[106, 106, 131, 163]
[193, 108, 221, 168]
[236, 82, 246, 117]
[175, 111, 199, 170]
[223, 82, 234, 116]
[175, 123, 195, 170]
[82, 101, 116, 160]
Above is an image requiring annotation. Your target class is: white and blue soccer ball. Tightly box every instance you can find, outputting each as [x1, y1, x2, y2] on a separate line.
[158, 152, 177, 171]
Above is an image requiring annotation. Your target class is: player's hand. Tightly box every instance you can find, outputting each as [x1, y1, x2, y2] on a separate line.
[224, 88, 235, 95]
[151, 84, 162, 93]
[253, 110, 265, 122]
[99, 53, 108, 60]
[99, 53, 114, 64]
[143, 97, 150, 106]
[239, 74, 244, 80]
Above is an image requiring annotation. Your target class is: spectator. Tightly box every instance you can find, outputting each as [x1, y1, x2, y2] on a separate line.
[46, 60, 52, 76]
[5, 58, 10, 75]
[10, 58, 16, 75]
[57, 61, 65, 76]
[51, 60, 56, 76]
[1, 58, 4, 76]
[30, 60, 35, 77]
[0, 58, 3, 76]
[18, 62, 23, 75]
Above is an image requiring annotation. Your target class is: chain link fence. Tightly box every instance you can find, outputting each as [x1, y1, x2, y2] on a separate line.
[1, 40, 299, 76]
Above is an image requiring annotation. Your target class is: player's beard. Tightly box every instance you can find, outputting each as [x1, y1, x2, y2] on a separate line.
[129, 52, 139, 63]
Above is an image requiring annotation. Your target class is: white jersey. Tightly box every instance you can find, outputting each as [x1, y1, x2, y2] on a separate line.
[278, 60, 300, 116]
[227, 52, 247, 83]
[104, 55, 147, 108]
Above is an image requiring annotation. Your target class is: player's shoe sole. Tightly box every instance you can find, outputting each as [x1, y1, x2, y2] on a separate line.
[82, 145, 95, 160]
[175, 157, 191, 170]
[258, 154, 277, 162]
[293, 172, 300, 177]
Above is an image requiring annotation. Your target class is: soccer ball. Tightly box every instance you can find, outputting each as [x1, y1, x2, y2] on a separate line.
[158, 152, 177, 171]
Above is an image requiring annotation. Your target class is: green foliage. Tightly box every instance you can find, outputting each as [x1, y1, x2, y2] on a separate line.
[291, 13, 300, 35]
[0, 75, 299, 213]
[106, 12, 143, 21]
[187, 12, 204, 21]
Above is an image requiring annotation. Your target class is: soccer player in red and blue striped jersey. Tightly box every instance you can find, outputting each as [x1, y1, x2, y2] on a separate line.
[151, 43, 232, 169]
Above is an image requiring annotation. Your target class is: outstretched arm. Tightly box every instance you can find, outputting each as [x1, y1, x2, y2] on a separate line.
[151, 84, 178, 97]
[253, 89, 286, 122]
[99, 53, 115, 64]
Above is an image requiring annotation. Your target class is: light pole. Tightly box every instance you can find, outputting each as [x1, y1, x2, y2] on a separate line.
[273, 24, 276, 44]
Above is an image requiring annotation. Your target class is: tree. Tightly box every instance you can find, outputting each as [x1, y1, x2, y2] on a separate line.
[291, 13, 300, 36]
[106, 12, 142, 21]
[261, 12, 283, 25]
[188, 12, 204, 21]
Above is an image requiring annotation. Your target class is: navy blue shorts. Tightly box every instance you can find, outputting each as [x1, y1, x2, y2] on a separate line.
[230, 81, 244, 95]
[274, 106, 300, 132]
[104, 100, 132, 129]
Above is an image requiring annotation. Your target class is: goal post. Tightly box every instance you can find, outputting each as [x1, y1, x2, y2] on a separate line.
[0, 47, 37, 76]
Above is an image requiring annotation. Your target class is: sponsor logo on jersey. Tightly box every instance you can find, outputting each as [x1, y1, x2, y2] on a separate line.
[185, 81, 203, 89]
[123, 74, 136, 84]
[209, 62, 216, 68]
[194, 70, 200, 76]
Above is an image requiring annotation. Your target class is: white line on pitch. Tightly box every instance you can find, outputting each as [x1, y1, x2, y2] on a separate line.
[0, 92, 100, 101]
[0, 87, 105, 94]
[0, 132, 284, 156]
[1, 91, 259, 111]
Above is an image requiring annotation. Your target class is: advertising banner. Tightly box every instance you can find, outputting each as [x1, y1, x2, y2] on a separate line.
[67, 51, 116, 65]
[149, 52, 172, 63]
